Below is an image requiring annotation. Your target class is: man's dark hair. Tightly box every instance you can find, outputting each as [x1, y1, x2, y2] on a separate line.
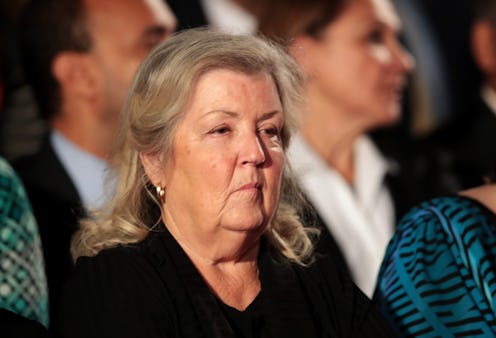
[472, 0, 496, 21]
[19, 0, 92, 121]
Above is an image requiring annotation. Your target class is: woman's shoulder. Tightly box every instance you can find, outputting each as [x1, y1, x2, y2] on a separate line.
[59, 238, 174, 337]
[459, 183, 496, 213]
[398, 194, 494, 230]
[65, 245, 145, 302]
[388, 194, 496, 264]
[75, 242, 146, 272]
[375, 192, 496, 337]
[68, 238, 164, 297]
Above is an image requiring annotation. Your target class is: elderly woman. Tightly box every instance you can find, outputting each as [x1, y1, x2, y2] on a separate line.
[256, 0, 414, 297]
[58, 29, 395, 338]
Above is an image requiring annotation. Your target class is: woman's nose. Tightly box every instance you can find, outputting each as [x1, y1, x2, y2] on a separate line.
[393, 41, 415, 73]
[240, 134, 266, 166]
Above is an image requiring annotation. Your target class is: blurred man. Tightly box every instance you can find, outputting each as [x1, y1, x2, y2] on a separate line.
[432, 0, 496, 189]
[14, 0, 175, 330]
[450, 0, 496, 187]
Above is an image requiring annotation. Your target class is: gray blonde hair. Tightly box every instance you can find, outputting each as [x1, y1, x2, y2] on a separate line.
[72, 28, 316, 264]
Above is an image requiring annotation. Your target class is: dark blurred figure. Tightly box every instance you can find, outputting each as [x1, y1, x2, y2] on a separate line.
[13, 0, 176, 332]
[434, 0, 496, 189]
[166, 0, 208, 29]
[0, 1, 45, 161]
[0, 13, 5, 111]
[391, 0, 479, 136]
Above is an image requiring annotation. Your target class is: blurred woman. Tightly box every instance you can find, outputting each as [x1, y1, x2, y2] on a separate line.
[58, 29, 396, 338]
[257, 0, 414, 297]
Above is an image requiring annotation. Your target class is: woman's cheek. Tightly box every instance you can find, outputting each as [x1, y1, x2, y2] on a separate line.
[369, 44, 391, 64]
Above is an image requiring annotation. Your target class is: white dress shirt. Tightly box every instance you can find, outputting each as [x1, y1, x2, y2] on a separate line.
[51, 131, 110, 211]
[200, 0, 257, 34]
[481, 85, 496, 115]
[288, 134, 395, 297]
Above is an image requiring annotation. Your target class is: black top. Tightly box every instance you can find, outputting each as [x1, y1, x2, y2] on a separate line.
[59, 223, 397, 338]
[450, 95, 496, 186]
[0, 308, 49, 338]
[217, 292, 265, 338]
[431, 93, 496, 189]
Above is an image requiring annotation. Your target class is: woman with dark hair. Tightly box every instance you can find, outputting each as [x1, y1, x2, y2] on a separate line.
[256, 0, 414, 297]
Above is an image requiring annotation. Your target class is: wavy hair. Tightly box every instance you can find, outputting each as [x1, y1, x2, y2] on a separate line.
[71, 28, 317, 265]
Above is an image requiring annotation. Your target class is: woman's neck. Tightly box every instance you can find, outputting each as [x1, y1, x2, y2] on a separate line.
[184, 240, 261, 311]
[163, 213, 262, 310]
[300, 89, 369, 185]
[192, 254, 261, 311]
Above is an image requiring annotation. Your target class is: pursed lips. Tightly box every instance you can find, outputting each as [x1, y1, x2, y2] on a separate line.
[233, 181, 263, 194]
[382, 79, 405, 99]
[238, 182, 262, 191]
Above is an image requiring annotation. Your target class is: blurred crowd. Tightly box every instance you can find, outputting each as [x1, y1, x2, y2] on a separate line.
[1, 0, 495, 337]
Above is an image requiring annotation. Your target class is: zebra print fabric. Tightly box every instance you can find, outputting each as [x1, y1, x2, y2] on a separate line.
[374, 195, 496, 337]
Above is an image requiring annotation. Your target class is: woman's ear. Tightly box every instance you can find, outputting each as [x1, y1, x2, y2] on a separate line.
[139, 152, 164, 187]
[472, 21, 496, 76]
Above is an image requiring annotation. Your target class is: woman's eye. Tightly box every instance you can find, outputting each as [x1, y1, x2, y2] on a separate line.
[368, 30, 384, 44]
[259, 127, 280, 137]
[209, 126, 230, 135]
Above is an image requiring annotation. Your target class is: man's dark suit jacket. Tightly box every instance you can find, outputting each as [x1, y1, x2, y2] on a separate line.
[450, 95, 496, 188]
[12, 135, 84, 332]
[166, 0, 208, 30]
[429, 92, 496, 189]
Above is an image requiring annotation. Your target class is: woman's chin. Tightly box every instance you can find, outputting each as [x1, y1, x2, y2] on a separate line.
[221, 213, 267, 233]
[375, 104, 402, 128]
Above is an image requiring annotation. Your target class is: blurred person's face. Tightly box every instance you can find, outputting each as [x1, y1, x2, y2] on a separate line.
[85, 0, 176, 144]
[143, 69, 285, 252]
[471, 17, 496, 91]
[303, 0, 413, 128]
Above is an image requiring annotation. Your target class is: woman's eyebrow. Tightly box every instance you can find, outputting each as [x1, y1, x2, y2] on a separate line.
[258, 110, 283, 122]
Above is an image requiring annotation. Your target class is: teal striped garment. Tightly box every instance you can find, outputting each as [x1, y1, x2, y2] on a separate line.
[0, 157, 49, 327]
[374, 195, 496, 337]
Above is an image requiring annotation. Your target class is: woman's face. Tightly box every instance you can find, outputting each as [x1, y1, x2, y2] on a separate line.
[160, 69, 285, 239]
[305, 0, 413, 127]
